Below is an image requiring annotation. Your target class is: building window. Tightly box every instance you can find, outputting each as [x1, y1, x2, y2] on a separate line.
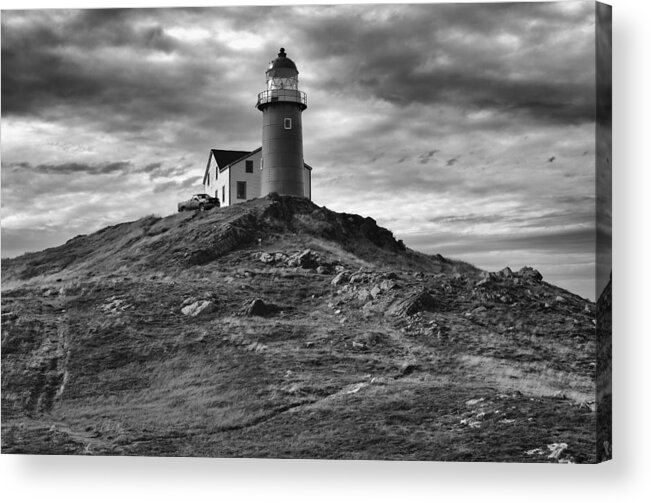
[284, 118, 292, 130]
[260, 158, 264, 170]
[206, 173, 210, 186]
[236, 181, 247, 199]
[245, 160, 253, 173]
[222, 186, 225, 203]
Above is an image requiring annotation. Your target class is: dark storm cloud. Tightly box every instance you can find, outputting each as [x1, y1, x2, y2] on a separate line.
[1, 8, 244, 148]
[294, 3, 596, 125]
[417, 150, 439, 164]
[3, 160, 133, 175]
[152, 175, 202, 193]
[1, 9, 179, 117]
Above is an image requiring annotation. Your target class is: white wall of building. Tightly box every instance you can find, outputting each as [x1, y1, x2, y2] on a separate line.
[204, 149, 311, 207]
[227, 150, 262, 206]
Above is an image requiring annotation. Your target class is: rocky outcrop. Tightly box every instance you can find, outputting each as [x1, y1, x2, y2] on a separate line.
[244, 299, 279, 317]
[387, 289, 436, 317]
[181, 300, 217, 317]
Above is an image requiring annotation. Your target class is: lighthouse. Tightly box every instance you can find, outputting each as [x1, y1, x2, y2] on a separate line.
[256, 48, 308, 198]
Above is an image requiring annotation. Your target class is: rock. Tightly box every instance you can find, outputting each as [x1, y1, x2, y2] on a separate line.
[259, 252, 275, 264]
[370, 285, 382, 298]
[181, 296, 198, 307]
[358, 288, 372, 302]
[316, 265, 328, 275]
[245, 298, 277, 316]
[181, 300, 216, 317]
[475, 278, 490, 287]
[555, 295, 566, 303]
[379, 279, 396, 291]
[398, 362, 419, 377]
[361, 302, 376, 316]
[287, 249, 320, 269]
[331, 271, 350, 286]
[547, 442, 568, 460]
[518, 266, 543, 281]
[498, 266, 513, 278]
[387, 289, 436, 317]
[349, 273, 366, 284]
[471, 305, 487, 314]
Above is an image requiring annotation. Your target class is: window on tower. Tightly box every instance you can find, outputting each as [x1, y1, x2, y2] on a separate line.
[284, 118, 292, 130]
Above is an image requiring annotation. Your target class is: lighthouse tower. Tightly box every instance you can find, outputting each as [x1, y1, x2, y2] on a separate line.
[256, 48, 308, 198]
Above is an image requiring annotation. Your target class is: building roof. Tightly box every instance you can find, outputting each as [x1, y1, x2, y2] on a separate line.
[211, 149, 252, 169]
[267, 48, 298, 75]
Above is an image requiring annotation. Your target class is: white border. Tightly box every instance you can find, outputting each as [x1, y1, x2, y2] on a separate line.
[1, 0, 649, 501]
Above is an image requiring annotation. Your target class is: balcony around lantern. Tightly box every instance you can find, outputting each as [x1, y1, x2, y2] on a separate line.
[256, 89, 307, 110]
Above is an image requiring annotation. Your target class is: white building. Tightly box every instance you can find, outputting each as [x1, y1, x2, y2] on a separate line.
[202, 148, 311, 207]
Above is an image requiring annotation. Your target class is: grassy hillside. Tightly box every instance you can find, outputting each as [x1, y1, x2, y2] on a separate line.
[1, 195, 597, 462]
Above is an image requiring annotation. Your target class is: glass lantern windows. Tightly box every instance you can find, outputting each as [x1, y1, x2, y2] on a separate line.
[267, 76, 298, 91]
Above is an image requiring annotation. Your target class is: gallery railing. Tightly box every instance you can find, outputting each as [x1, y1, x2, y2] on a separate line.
[256, 89, 307, 109]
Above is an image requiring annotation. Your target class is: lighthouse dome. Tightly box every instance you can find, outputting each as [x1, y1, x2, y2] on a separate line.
[266, 48, 298, 77]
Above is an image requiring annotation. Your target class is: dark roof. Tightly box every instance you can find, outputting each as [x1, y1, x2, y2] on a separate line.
[267, 48, 298, 76]
[211, 149, 252, 169]
[203, 148, 258, 184]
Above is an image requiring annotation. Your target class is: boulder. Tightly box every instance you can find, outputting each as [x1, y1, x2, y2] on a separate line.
[349, 273, 367, 284]
[518, 266, 543, 281]
[498, 266, 513, 278]
[245, 298, 279, 317]
[370, 285, 383, 298]
[398, 362, 419, 377]
[358, 288, 372, 303]
[316, 265, 329, 275]
[181, 296, 198, 307]
[331, 271, 350, 286]
[181, 300, 216, 317]
[259, 252, 275, 264]
[287, 249, 319, 269]
[379, 279, 396, 291]
[387, 289, 436, 317]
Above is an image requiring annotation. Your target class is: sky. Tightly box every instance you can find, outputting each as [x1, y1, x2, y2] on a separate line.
[1, 1, 610, 300]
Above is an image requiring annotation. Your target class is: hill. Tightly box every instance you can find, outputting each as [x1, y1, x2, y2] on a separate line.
[1, 194, 598, 462]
